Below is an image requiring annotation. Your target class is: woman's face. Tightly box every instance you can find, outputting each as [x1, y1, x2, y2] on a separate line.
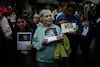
[17, 18, 27, 30]
[33, 17, 40, 24]
[65, 7, 74, 16]
[43, 12, 52, 25]
[83, 13, 88, 20]
[79, 11, 84, 20]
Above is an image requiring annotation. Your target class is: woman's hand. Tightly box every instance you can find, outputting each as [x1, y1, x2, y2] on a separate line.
[27, 44, 33, 49]
[57, 35, 63, 40]
[42, 39, 47, 46]
[65, 32, 76, 35]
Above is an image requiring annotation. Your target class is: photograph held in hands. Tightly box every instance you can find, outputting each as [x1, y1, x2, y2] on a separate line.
[44, 27, 60, 43]
[17, 32, 32, 50]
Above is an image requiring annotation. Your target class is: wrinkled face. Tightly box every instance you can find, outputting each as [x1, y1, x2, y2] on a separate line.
[65, 7, 74, 16]
[17, 18, 26, 30]
[43, 12, 52, 25]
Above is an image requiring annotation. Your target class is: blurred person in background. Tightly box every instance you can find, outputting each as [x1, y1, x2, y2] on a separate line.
[52, 6, 62, 23]
[0, 2, 12, 66]
[56, 3, 83, 67]
[6, 5, 17, 29]
[32, 13, 42, 27]
[22, 10, 37, 33]
[94, 4, 100, 67]
[55, 4, 67, 26]
[80, 12, 94, 67]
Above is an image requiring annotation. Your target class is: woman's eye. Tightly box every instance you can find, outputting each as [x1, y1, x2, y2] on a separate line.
[45, 15, 48, 17]
[49, 15, 51, 17]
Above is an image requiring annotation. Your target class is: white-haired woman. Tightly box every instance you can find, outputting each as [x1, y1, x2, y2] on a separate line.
[32, 9, 63, 67]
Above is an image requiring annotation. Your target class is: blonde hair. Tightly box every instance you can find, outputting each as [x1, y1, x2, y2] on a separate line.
[39, 9, 52, 22]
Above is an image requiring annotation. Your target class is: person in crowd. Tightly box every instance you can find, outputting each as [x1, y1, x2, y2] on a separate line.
[56, 1, 79, 26]
[12, 15, 35, 67]
[55, 4, 67, 26]
[69, 1, 79, 16]
[80, 12, 94, 67]
[32, 13, 42, 27]
[56, 4, 67, 20]
[94, 4, 100, 67]
[52, 6, 62, 22]
[6, 5, 17, 29]
[0, 6, 12, 67]
[56, 3, 83, 67]
[22, 10, 37, 33]
[32, 9, 63, 67]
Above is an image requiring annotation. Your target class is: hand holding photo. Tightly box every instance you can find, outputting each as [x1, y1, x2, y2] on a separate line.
[61, 23, 77, 33]
[44, 27, 59, 43]
[17, 32, 32, 50]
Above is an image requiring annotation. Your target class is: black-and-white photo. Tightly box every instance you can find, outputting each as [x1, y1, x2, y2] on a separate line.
[19, 34, 31, 41]
[44, 28, 58, 37]
[65, 23, 73, 29]
[17, 32, 32, 50]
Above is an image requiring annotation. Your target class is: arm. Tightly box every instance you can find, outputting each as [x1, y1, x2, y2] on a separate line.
[32, 29, 45, 50]
[56, 14, 66, 25]
[59, 20, 65, 24]
[0, 16, 12, 39]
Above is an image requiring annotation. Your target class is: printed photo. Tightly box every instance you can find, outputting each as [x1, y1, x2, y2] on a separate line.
[44, 28, 58, 37]
[65, 23, 73, 29]
[19, 34, 31, 41]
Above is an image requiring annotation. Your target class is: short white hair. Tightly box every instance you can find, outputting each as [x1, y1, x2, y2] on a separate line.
[39, 9, 52, 21]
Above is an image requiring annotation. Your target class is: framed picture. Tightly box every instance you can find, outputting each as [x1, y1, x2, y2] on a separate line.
[17, 32, 32, 50]
[61, 23, 77, 33]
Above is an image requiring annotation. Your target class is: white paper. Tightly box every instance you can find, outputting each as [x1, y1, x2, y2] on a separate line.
[44, 36, 57, 43]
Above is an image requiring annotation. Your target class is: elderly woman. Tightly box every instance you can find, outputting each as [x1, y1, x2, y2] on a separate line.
[32, 9, 63, 67]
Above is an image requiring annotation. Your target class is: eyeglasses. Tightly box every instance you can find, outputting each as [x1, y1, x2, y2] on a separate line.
[17, 21, 24, 23]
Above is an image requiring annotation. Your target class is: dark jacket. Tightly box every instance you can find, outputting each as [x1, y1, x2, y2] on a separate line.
[12, 23, 36, 67]
[94, 18, 100, 43]
[86, 21, 94, 38]
[0, 15, 12, 51]
[12, 23, 34, 51]
[81, 21, 94, 45]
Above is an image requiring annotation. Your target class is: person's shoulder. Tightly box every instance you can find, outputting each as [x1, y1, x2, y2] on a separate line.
[57, 12, 63, 15]
[74, 15, 82, 21]
[57, 12, 66, 20]
[59, 12, 65, 16]
[36, 25, 43, 31]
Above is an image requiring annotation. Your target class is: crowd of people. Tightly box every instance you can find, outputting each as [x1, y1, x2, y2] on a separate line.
[0, 1, 100, 67]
